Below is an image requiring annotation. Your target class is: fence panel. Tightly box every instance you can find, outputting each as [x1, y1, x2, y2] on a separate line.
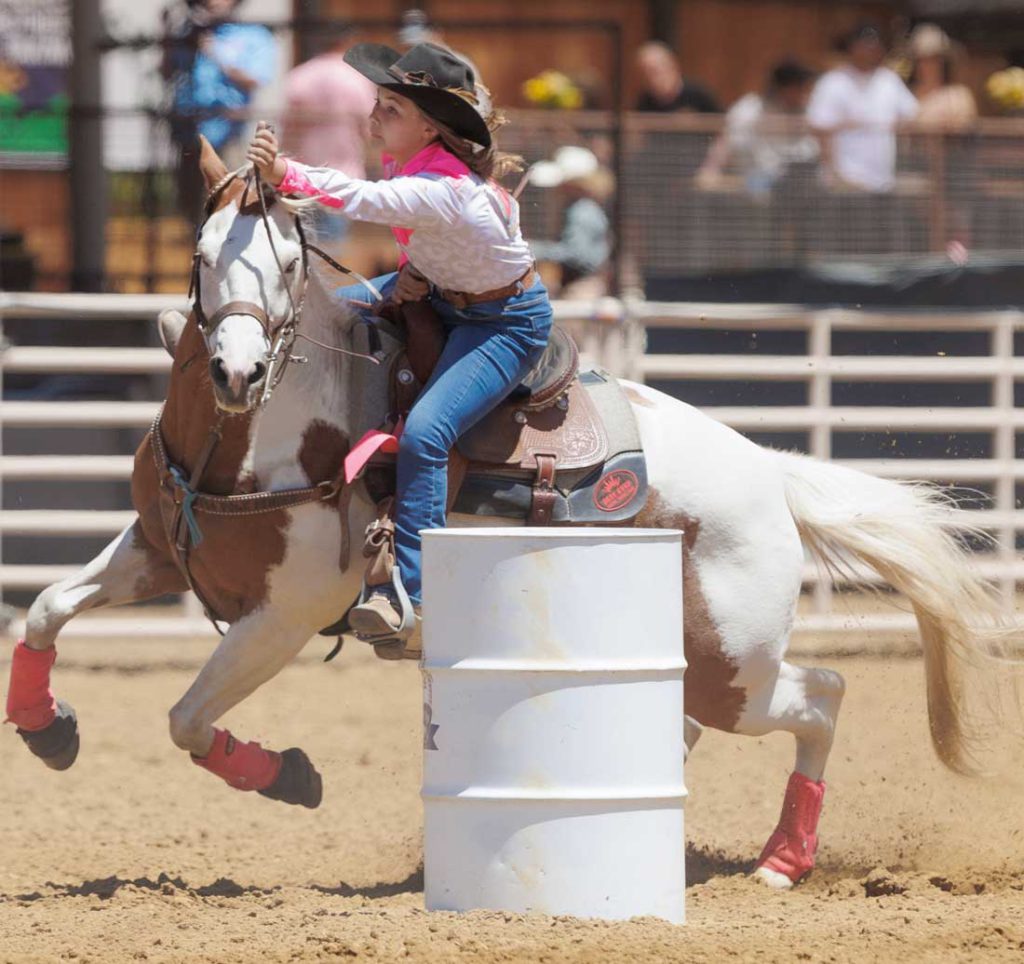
[1, 293, 1021, 645]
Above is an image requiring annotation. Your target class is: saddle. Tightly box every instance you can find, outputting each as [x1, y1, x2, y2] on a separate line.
[366, 300, 648, 526]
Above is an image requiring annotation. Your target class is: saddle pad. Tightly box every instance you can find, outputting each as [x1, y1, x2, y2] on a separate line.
[456, 377, 608, 471]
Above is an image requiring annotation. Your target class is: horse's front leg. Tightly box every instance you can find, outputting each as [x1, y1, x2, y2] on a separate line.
[168, 609, 323, 809]
[7, 521, 186, 770]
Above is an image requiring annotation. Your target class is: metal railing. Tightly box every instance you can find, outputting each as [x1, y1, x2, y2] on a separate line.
[1, 292, 1021, 642]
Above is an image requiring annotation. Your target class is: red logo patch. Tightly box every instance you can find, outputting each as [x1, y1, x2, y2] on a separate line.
[594, 469, 640, 512]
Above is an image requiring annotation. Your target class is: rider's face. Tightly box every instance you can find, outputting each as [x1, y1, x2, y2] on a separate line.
[369, 88, 437, 165]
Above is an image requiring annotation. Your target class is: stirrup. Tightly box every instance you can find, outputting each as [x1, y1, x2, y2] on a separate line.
[351, 566, 416, 645]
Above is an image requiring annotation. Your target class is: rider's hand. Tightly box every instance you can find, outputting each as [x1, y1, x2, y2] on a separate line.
[393, 264, 430, 304]
[247, 121, 286, 186]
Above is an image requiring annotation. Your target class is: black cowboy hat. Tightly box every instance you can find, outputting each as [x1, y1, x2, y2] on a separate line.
[344, 42, 491, 148]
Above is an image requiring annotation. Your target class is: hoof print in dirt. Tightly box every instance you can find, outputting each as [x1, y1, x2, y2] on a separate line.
[259, 748, 323, 809]
[17, 700, 80, 771]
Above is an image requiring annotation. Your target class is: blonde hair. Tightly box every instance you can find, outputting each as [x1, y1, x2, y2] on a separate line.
[422, 85, 524, 181]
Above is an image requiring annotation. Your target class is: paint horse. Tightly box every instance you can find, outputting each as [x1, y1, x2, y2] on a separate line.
[6, 140, 1015, 887]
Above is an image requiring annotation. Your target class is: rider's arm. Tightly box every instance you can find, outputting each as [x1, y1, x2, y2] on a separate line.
[278, 159, 460, 228]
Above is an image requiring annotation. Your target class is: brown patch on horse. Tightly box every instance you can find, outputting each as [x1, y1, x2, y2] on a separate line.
[635, 490, 747, 732]
[298, 420, 348, 484]
[623, 386, 655, 408]
[184, 508, 289, 623]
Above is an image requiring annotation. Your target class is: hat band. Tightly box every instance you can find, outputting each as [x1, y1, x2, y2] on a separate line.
[385, 65, 479, 106]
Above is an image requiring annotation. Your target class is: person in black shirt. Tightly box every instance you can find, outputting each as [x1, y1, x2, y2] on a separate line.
[635, 41, 720, 113]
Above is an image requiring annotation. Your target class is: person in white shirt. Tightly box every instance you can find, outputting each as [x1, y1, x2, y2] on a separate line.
[249, 43, 552, 647]
[696, 59, 818, 198]
[807, 23, 918, 192]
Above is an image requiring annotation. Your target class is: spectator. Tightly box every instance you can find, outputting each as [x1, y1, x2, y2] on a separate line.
[806, 23, 917, 192]
[635, 42, 719, 114]
[161, 0, 276, 223]
[528, 146, 613, 299]
[695, 59, 818, 197]
[908, 23, 976, 133]
[281, 23, 375, 243]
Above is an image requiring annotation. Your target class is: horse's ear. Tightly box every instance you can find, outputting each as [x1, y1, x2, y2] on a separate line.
[158, 309, 189, 358]
[198, 135, 229, 191]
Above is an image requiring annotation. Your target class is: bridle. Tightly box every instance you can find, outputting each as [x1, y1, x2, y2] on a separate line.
[190, 165, 387, 408]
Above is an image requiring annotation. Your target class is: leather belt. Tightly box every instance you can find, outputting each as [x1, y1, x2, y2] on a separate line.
[439, 264, 537, 310]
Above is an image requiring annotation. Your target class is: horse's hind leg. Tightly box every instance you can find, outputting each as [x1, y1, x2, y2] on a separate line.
[7, 521, 185, 770]
[737, 660, 846, 888]
[167, 611, 322, 808]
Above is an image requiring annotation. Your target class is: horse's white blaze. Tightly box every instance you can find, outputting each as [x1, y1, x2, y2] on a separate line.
[199, 201, 304, 390]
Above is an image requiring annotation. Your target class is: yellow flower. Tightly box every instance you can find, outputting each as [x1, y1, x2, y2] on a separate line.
[523, 69, 583, 109]
[987, 67, 1024, 110]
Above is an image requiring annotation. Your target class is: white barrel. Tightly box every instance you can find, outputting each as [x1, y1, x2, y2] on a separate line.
[421, 528, 686, 924]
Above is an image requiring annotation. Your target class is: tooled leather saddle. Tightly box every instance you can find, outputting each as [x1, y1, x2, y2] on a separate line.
[359, 301, 648, 526]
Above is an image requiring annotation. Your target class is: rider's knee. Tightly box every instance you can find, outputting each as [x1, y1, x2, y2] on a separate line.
[399, 417, 451, 464]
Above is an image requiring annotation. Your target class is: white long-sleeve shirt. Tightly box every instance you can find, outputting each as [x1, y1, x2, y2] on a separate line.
[279, 142, 534, 294]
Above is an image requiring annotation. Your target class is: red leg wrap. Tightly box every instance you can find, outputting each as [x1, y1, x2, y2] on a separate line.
[191, 728, 282, 792]
[5, 640, 57, 732]
[756, 771, 826, 883]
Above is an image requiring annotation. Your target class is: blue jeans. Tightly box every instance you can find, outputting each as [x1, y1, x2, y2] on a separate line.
[336, 272, 553, 604]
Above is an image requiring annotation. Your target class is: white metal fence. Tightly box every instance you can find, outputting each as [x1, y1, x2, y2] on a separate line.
[1, 292, 1020, 641]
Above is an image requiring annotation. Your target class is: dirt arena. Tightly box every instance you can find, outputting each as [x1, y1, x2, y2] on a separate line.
[2, 630, 1022, 963]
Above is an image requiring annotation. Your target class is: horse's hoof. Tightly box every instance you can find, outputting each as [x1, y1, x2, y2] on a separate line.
[752, 865, 797, 889]
[258, 748, 322, 809]
[17, 700, 80, 771]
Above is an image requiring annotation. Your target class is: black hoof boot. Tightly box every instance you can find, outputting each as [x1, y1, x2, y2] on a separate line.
[17, 700, 80, 771]
[258, 748, 322, 809]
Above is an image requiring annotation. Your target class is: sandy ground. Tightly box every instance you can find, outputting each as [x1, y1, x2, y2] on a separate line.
[1, 633, 1022, 964]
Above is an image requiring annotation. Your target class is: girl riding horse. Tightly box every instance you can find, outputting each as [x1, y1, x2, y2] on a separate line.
[247, 42, 552, 646]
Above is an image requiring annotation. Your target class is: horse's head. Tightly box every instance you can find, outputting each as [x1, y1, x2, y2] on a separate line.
[193, 137, 307, 413]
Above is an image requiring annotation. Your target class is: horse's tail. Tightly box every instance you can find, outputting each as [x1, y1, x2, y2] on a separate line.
[776, 450, 1018, 775]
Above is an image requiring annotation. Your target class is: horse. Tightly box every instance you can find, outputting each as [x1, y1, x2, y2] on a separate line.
[6, 138, 1017, 887]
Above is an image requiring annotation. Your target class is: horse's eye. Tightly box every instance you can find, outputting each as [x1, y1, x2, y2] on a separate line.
[285, 258, 300, 274]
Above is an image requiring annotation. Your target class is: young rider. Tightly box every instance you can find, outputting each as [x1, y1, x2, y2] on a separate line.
[247, 42, 552, 643]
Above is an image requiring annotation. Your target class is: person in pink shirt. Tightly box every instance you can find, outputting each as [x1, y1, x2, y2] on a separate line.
[281, 24, 376, 241]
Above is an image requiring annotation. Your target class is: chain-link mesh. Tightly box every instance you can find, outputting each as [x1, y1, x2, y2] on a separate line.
[79, 104, 1024, 293]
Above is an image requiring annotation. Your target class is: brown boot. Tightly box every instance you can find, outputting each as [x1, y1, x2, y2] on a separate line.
[348, 590, 404, 638]
[373, 608, 423, 661]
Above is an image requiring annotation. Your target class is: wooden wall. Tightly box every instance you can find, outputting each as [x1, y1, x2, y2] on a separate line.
[319, 0, 1009, 113]
[674, 0, 897, 105]
[320, 0, 915, 110]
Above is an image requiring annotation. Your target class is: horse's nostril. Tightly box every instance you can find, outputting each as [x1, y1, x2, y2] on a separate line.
[248, 361, 267, 385]
[209, 357, 229, 387]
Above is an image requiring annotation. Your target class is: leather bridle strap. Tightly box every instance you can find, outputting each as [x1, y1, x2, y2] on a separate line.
[204, 300, 272, 337]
